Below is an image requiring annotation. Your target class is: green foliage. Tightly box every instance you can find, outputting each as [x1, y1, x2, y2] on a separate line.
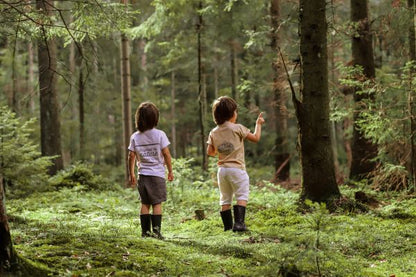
[49, 162, 113, 191]
[0, 106, 53, 192]
[6, 161, 416, 276]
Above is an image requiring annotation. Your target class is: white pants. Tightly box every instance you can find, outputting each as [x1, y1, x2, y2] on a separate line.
[217, 167, 249, 205]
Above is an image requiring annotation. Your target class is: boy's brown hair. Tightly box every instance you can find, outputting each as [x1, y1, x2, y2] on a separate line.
[212, 96, 237, 125]
[135, 102, 159, 132]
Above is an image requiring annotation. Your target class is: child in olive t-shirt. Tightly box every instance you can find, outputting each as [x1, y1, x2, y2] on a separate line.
[207, 96, 265, 232]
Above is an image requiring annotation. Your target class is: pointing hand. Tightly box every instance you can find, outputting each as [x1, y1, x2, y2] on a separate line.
[256, 112, 265, 125]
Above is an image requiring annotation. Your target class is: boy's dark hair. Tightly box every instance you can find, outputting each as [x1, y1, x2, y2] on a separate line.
[135, 102, 159, 132]
[212, 96, 237, 125]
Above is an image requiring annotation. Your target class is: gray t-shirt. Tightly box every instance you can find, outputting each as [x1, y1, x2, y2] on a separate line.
[128, 128, 170, 179]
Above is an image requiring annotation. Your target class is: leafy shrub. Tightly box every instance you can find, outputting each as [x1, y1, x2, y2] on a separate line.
[49, 162, 113, 191]
[0, 106, 53, 196]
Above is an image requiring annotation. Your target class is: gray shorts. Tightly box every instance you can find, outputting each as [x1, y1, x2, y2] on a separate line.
[137, 175, 167, 205]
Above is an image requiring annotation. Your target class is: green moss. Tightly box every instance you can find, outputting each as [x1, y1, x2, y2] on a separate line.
[7, 172, 416, 276]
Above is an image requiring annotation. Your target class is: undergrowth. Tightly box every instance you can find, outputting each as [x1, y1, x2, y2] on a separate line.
[6, 159, 416, 276]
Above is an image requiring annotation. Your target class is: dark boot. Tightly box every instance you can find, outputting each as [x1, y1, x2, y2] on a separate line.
[232, 205, 248, 232]
[151, 214, 164, 239]
[140, 214, 152, 237]
[220, 209, 233, 231]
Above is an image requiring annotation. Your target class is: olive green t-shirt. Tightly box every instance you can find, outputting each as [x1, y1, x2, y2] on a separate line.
[207, 121, 250, 170]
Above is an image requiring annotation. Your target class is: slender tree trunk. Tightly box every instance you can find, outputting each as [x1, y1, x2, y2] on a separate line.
[11, 37, 18, 114]
[198, 1, 207, 170]
[139, 39, 148, 88]
[113, 56, 122, 166]
[0, 175, 17, 272]
[78, 69, 85, 160]
[329, 1, 341, 181]
[121, 33, 132, 183]
[121, 0, 132, 183]
[298, 0, 340, 202]
[408, 0, 416, 189]
[230, 40, 237, 100]
[171, 71, 177, 158]
[349, 0, 378, 180]
[271, 0, 290, 182]
[27, 41, 35, 114]
[75, 44, 86, 160]
[37, 0, 64, 175]
[214, 43, 219, 99]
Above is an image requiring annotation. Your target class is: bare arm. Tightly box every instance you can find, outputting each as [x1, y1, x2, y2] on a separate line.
[207, 144, 216, 157]
[127, 151, 137, 188]
[246, 112, 265, 143]
[162, 147, 174, 181]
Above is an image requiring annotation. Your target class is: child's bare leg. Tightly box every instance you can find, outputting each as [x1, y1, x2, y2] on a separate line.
[236, 200, 247, 207]
[152, 203, 162, 215]
[141, 204, 151, 214]
[221, 204, 232, 211]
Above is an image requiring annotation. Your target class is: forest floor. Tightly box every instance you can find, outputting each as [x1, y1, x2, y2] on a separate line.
[6, 165, 416, 277]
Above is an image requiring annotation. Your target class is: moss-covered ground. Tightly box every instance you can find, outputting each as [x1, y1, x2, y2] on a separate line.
[7, 163, 416, 276]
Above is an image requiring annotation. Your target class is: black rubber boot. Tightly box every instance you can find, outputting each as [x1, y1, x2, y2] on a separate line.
[140, 214, 152, 237]
[232, 205, 248, 232]
[220, 209, 233, 231]
[151, 214, 164, 239]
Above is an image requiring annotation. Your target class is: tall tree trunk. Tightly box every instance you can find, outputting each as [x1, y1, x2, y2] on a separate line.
[171, 71, 177, 158]
[271, 0, 290, 182]
[11, 36, 18, 114]
[198, 1, 207, 170]
[27, 41, 35, 114]
[408, 0, 416, 189]
[230, 40, 237, 100]
[139, 39, 148, 88]
[298, 0, 340, 202]
[0, 175, 17, 272]
[37, 0, 63, 175]
[121, 0, 132, 183]
[349, 0, 378, 180]
[75, 44, 85, 160]
[78, 69, 85, 160]
[214, 42, 219, 99]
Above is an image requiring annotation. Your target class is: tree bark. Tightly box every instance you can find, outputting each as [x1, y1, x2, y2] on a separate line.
[121, 33, 132, 184]
[298, 0, 340, 202]
[198, 1, 207, 170]
[271, 0, 290, 182]
[349, 0, 378, 180]
[171, 71, 177, 158]
[78, 68, 85, 160]
[0, 175, 17, 272]
[408, 0, 416, 188]
[37, 0, 64, 175]
[11, 37, 18, 114]
[27, 41, 36, 114]
[230, 40, 237, 100]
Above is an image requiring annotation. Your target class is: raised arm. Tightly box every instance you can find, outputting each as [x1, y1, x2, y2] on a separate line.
[245, 112, 265, 143]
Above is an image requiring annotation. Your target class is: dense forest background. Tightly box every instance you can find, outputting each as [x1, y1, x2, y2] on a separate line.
[1, 0, 416, 276]
[2, 0, 416, 187]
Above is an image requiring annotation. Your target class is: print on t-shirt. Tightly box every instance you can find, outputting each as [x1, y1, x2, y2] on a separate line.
[136, 143, 160, 164]
[218, 141, 234, 155]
